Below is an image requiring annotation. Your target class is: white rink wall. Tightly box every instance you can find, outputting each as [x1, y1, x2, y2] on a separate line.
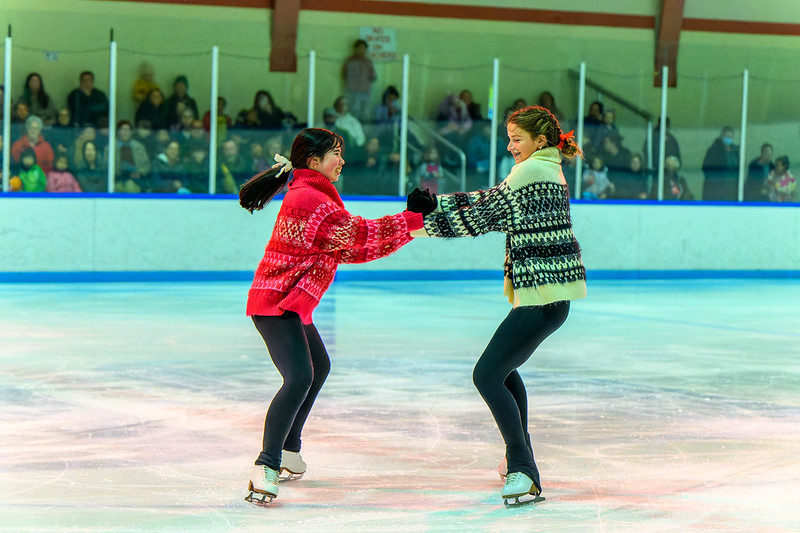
[0, 197, 798, 278]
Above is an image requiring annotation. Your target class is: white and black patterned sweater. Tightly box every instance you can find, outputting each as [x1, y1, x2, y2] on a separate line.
[411, 147, 586, 307]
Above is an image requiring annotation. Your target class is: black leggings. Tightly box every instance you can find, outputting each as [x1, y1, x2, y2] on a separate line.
[472, 301, 569, 490]
[252, 312, 331, 470]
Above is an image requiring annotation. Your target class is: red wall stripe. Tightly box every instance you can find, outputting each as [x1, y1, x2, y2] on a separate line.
[103, 0, 800, 36]
[682, 17, 800, 37]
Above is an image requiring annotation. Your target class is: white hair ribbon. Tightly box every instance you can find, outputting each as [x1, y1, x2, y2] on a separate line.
[273, 153, 293, 177]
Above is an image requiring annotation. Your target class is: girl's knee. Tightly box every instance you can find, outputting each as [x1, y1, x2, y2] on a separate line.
[473, 365, 500, 394]
[285, 368, 314, 395]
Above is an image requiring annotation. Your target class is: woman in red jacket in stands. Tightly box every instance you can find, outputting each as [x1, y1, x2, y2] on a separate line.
[238, 127, 434, 506]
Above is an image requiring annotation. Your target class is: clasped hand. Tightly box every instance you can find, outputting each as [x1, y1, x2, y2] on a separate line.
[406, 187, 438, 216]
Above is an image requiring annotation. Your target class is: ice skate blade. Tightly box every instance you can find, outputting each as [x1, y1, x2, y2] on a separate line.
[278, 469, 304, 482]
[245, 482, 276, 507]
[245, 491, 274, 507]
[504, 494, 545, 508]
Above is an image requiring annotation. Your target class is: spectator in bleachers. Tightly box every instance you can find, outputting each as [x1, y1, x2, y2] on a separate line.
[537, 91, 563, 122]
[152, 140, 188, 193]
[459, 89, 483, 121]
[701, 126, 739, 201]
[202, 96, 232, 143]
[133, 121, 158, 160]
[235, 105, 260, 129]
[185, 119, 207, 149]
[436, 93, 472, 149]
[171, 107, 197, 148]
[745, 143, 774, 202]
[11, 115, 55, 173]
[333, 95, 366, 148]
[17, 148, 47, 192]
[322, 107, 338, 130]
[593, 108, 619, 148]
[72, 126, 98, 169]
[658, 155, 694, 201]
[132, 61, 158, 107]
[582, 100, 604, 151]
[46, 154, 82, 193]
[183, 140, 209, 194]
[169, 104, 197, 133]
[511, 98, 527, 111]
[11, 101, 30, 124]
[414, 144, 443, 194]
[374, 85, 400, 125]
[465, 121, 492, 175]
[66, 71, 109, 127]
[19, 73, 58, 126]
[249, 141, 270, 174]
[163, 75, 198, 130]
[55, 107, 76, 128]
[74, 140, 107, 192]
[115, 120, 150, 193]
[765, 155, 795, 202]
[582, 153, 614, 199]
[614, 152, 649, 200]
[135, 89, 167, 131]
[264, 135, 286, 162]
[152, 129, 172, 158]
[257, 91, 285, 130]
[600, 133, 631, 175]
[646, 116, 681, 169]
[217, 139, 251, 194]
[341, 39, 376, 122]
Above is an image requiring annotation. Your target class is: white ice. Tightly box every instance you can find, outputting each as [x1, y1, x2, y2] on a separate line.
[1, 279, 799, 532]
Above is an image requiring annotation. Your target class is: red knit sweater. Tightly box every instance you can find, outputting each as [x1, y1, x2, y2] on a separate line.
[246, 169, 423, 324]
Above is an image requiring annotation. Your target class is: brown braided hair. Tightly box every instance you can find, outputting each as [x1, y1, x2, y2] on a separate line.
[506, 105, 582, 159]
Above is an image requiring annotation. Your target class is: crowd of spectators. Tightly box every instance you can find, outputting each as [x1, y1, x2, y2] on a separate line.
[0, 39, 794, 202]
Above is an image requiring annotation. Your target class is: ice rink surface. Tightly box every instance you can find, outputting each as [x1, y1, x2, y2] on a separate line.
[1, 278, 799, 532]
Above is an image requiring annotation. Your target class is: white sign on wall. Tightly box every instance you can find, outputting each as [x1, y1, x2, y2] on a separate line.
[359, 26, 397, 62]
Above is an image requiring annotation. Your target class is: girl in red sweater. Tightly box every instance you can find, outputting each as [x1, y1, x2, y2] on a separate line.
[239, 128, 433, 506]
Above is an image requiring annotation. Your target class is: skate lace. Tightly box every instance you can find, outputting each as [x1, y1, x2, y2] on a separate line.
[506, 472, 525, 485]
[261, 465, 279, 484]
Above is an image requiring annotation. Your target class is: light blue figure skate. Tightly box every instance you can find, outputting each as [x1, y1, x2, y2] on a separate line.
[245, 464, 279, 507]
[501, 472, 545, 508]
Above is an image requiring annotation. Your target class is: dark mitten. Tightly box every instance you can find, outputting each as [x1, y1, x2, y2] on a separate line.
[407, 187, 437, 216]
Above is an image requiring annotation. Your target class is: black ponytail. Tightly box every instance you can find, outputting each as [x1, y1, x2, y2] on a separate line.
[238, 127, 344, 213]
[239, 166, 288, 213]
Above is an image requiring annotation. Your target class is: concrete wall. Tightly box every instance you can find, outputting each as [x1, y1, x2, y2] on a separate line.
[1, 196, 797, 280]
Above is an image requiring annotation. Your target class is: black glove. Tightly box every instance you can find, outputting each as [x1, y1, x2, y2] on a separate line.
[406, 187, 438, 216]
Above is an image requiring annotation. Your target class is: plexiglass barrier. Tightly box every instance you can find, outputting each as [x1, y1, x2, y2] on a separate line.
[0, 35, 797, 203]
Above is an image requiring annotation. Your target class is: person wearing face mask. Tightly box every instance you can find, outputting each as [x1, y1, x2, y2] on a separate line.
[702, 126, 740, 201]
[406, 105, 586, 507]
[238, 128, 431, 506]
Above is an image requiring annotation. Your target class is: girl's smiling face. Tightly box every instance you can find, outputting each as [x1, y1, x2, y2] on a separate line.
[313, 144, 345, 183]
[506, 122, 544, 164]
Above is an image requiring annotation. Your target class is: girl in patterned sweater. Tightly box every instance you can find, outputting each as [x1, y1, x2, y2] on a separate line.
[408, 106, 587, 505]
[239, 128, 428, 506]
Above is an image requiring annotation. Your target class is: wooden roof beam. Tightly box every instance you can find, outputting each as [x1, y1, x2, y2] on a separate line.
[270, 0, 299, 72]
[654, 0, 684, 87]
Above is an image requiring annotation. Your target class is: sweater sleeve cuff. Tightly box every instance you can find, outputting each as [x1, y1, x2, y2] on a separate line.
[402, 211, 424, 231]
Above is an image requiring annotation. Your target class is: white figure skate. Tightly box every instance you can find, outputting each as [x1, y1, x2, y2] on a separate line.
[244, 464, 279, 507]
[501, 472, 545, 508]
[279, 450, 306, 481]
